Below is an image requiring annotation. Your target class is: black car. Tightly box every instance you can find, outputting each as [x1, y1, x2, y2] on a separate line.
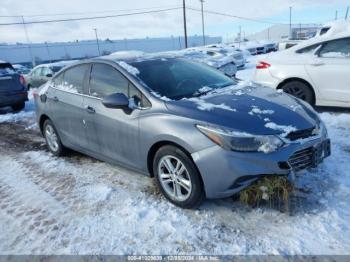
[0, 61, 28, 111]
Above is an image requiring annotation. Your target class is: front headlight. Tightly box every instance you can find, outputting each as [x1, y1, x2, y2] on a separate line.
[196, 125, 284, 153]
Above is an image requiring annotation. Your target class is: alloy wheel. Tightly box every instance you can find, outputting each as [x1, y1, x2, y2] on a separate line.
[158, 155, 192, 202]
[45, 124, 59, 152]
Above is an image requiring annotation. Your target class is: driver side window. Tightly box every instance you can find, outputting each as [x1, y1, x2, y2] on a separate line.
[89, 63, 129, 98]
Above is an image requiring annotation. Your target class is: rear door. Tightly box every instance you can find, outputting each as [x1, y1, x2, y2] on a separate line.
[50, 64, 90, 150]
[83, 62, 143, 167]
[305, 37, 350, 104]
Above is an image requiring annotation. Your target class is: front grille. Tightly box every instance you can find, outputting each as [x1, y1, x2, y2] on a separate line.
[288, 147, 313, 172]
[286, 127, 316, 141]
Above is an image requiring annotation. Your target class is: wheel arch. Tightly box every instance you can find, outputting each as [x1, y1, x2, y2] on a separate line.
[276, 77, 316, 105]
[39, 114, 50, 134]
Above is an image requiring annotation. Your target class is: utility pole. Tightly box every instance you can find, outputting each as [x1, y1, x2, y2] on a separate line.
[345, 6, 349, 20]
[289, 7, 292, 40]
[335, 10, 338, 20]
[93, 28, 101, 56]
[199, 0, 205, 45]
[239, 25, 242, 48]
[21, 16, 35, 67]
[45, 42, 52, 63]
[182, 0, 188, 48]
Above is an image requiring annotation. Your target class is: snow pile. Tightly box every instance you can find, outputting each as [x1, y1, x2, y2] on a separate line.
[187, 97, 236, 112]
[249, 106, 274, 116]
[265, 122, 297, 137]
[117, 61, 140, 76]
[151, 91, 172, 101]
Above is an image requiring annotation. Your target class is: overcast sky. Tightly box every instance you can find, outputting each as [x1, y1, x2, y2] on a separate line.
[0, 0, 349, 43]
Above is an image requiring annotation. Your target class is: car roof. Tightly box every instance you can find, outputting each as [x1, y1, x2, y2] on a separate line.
[290, 30, 350, 51]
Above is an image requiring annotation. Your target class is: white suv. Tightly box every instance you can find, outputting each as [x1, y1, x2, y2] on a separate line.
[253, 32, 350, 107]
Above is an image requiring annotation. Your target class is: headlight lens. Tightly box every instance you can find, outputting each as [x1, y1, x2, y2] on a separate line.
[196, 125, 284, 153]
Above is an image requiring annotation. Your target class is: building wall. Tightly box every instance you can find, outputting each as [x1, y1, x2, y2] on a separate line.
[0, 35, 222, 65]
[247, 24, 320, 42]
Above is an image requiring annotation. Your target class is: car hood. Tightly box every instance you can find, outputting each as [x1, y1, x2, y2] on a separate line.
[165, 83, 319, 136]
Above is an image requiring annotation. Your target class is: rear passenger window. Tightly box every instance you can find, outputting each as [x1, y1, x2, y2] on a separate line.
[89, 63, 129, 98]
[57, 65, 88, 94]
[319, 38, 350, 58]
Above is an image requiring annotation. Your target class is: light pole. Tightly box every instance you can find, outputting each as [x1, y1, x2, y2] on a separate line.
[345, 7, 349, 20]
[182, 0, 188, 48]
[199, 0, 205, 45]
[94, 28, 101, 56]
[289, 7, 292, 40]
[21, 16, 35, 67]
[45, 42, 52, 63]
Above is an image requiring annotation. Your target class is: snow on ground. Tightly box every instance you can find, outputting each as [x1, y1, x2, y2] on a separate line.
[0, 62, 350, 255]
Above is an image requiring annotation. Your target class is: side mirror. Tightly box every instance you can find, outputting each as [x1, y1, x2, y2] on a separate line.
[102, 93, 129, 109]
[46, 73, 53, 78]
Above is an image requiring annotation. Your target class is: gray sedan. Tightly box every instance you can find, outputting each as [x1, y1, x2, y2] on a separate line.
[34, 55, 330, 208]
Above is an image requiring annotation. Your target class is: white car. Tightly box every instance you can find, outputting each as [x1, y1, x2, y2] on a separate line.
[254, 32, 350, 107]
[316, 20, 350, 38]
[192, 45, 245, 69]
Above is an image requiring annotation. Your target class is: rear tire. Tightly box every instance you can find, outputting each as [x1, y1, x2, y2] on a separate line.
[11, 102, 25, 112]
[281, 80, 314, 105]
[153, 145, 204, 209]
[43, 119, 65, 156]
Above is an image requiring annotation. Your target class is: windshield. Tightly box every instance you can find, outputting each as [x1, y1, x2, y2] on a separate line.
[130, 58, 235, 100]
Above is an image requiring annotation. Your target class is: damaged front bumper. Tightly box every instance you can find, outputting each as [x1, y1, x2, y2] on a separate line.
[192, 134, 331, 199]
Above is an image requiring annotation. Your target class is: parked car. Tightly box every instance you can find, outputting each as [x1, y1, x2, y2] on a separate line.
[35, 54, 331, 208]
[316, 20, 350, 38]
[259, 40, 278, 53]
[239, 42, 258, 55]
[0, 61, 28, 111]
[25, 60, 75, 89]
[193, 45, 245, 69]
[12, 64, 31, 75]
[254, 32, 350, 107]
[159, 49, 237, 77]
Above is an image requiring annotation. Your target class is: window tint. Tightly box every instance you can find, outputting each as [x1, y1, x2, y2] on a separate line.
[52, 72, 64, 86]
[319, 27, 330, 36]
[319, 38, 350, 58]
[42, 67, 52, 76]
[296, 44, 320, 54]
[58, 64, 88, 93]
[0, 63, 15, 76]
[89, 63, 129, 98]
[32, 68, 42, 77]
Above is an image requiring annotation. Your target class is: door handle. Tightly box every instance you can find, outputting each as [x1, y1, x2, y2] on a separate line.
[85, 105, 95, 114]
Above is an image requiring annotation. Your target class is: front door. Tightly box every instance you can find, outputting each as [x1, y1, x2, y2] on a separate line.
[83, 62, 142, 168]
[305, 37, 350, 105]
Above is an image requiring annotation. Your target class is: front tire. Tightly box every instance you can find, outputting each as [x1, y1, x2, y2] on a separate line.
[281, 80, 314, 105]
[153, 145, 204, 209]
[43, 119, 65, 156]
